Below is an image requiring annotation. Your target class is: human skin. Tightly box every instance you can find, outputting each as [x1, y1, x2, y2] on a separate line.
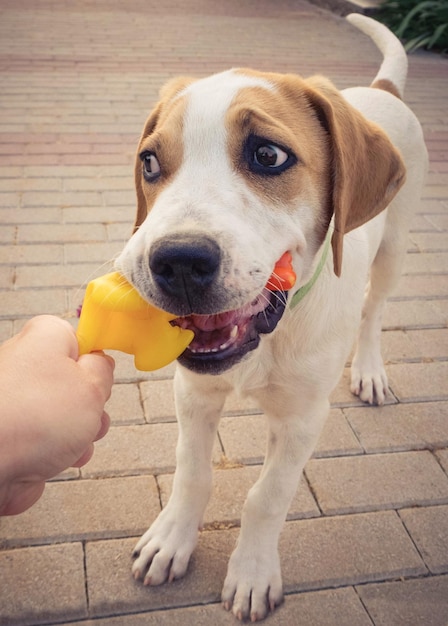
[0, 315, 114, 515]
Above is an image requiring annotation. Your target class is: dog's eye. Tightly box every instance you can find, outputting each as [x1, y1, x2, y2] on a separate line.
[254, 144, 288, 168]
[140, 151, 161, 182]
[245, 136, 296, 175]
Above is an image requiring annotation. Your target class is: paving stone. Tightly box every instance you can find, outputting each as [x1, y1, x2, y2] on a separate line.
[403, 251, 448, 274]
[157, 465, 320, 527]
[382, 328, 448, 362]
[0, 243, 64, 265]
[383, 300, 448, 329]
[399, 505, 448, 574]
[345, 401, 448, 452]
[0, 542, 87, 625]
[356, 576, 448, 626]
[69, 587, 371, 626]
[388, 361, 448, 401]
[141, 378, 176, 422]
[15, 262, 105, 288]
[313, 408, 363, 457]
[0, 288, 67, 318]
[436, 448, 448, 473]
[305, 451, 448, 515]
[394, 274, 448, 298]
[85, 533, 232, 617]
[106, 382, 145, 425]
[219, 409, 364, 466]
[0, 476, 159, 548]
[279, 512, 426, 591]
[17, 222, 107, 243]
[64, 241, 124, 264]
[80, 422, 223, 478]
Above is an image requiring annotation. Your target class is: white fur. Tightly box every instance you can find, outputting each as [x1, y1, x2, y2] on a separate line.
[118, 15, 428, 622]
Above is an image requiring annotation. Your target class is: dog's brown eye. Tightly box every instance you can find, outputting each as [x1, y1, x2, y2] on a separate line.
[140, 151, 161, 182]
[255, 145, 288, 168]
[245, 135, 296, 176]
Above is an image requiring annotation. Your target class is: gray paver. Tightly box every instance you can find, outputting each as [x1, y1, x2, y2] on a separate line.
[345, 401, 448, 452]
[69, 587, 372, 626]
[280, 512, 427, 591]
[0, 542, 87, 626]
[0, 476, 160, 548]
[305, 451, 448, 515]
[356, 576, 448, 626]
[399, 505, 448, 574]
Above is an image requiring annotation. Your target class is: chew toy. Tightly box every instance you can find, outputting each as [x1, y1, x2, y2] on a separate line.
[76, 253, 295, 371]
[266, 251, 296, 291]
[76, 272, 194, 371]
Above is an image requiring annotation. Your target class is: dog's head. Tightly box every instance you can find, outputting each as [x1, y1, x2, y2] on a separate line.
[116, 69, 405, 374]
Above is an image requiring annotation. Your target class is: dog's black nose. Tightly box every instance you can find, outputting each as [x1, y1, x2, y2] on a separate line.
[149, 234, 221, 305]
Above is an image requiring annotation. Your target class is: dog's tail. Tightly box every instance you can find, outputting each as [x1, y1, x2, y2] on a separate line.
[346, 13, 407, 99]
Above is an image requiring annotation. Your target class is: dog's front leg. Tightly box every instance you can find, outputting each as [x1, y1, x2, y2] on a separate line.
[222, 397, 329, 622]
[132, 368, 228, 585]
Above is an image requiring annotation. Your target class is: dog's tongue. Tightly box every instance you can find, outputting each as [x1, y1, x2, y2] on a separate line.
[186, 292, 269, 332]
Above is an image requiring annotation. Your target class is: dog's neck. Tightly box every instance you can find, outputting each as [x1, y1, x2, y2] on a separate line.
[289, 228, 332, 309]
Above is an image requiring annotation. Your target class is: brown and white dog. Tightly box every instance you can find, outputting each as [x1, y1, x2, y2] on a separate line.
[115, 14, 427, 622]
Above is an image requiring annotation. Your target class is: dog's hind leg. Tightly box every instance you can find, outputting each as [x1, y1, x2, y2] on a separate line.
[350, 225, 407, 404]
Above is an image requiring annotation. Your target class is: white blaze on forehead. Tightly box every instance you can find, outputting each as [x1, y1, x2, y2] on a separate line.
[179, 70, 274, 167]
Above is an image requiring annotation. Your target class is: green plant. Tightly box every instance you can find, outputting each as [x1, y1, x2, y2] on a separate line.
[376, 0, 448, 53]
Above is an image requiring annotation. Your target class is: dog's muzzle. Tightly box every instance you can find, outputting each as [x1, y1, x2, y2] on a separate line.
[148, 234, 288, 374]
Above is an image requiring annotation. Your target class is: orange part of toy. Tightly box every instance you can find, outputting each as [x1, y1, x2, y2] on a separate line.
[265, 251, 296, 291]
[76, 272, 194, 371]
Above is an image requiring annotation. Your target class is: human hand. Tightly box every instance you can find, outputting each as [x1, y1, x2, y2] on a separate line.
[0, 315, 115, 515]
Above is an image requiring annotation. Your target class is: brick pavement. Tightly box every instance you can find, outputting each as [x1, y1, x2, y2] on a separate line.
[0, 0, 447, 624]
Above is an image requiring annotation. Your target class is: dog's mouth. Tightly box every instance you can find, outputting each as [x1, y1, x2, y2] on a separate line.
[171, 288, 288, 374]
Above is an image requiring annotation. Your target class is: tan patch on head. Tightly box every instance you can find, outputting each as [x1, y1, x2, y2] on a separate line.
[133, 77, 194, 231]
[227, 70, 333, 237]
[228, 70, 405, 275]
[371, 78, 402, 100]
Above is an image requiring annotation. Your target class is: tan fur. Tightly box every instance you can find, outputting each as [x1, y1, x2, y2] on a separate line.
[303, 76, 406, 275]
[134, 70, 406, 276]
[133, 77, 194, 231]
[371, 78, 402, 99]
[227, 76, 332, 241]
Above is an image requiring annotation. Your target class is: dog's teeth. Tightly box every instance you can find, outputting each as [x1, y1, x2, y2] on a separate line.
[230, 325, 238, 338]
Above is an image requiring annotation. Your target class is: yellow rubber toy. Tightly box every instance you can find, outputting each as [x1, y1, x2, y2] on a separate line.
[76, 272, 194, 371]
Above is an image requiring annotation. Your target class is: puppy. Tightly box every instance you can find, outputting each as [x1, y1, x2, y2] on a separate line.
[115, 14, 428, 622]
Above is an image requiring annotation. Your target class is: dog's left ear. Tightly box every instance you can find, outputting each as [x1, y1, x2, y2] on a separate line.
[133, 76, 195, 232]
[304, 76, 406, 276]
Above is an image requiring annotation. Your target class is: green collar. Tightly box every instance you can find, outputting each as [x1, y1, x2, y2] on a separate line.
[289, 229, 332, 309]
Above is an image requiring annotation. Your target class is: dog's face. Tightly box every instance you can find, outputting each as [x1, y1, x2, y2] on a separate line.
[116, 69, 405, 374]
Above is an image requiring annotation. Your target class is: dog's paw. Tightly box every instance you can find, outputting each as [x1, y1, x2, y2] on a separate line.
[350, 350, 388, 405]
[132, 507, 199, 585]
[221, 545, 284, 622]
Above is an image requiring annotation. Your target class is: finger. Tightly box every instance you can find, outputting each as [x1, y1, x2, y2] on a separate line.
[77, 352, 115, 403]
[21, 315, 79, 360]
[72, 444, 95, 468]
[94, 411, 111, 442]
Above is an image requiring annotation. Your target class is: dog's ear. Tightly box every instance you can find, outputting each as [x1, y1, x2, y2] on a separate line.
[133, 77, 195, 232]
[304, 76, 406, 276]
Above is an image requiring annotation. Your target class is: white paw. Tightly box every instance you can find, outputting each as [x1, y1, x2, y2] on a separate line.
[350, 352, 388, 405]
[221, 546, 283, 622]
[132, 506, 199, 585]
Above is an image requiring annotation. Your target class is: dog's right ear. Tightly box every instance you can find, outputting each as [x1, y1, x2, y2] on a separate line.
[304, 76, 406, 276]
[133, 77, 195, 232]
